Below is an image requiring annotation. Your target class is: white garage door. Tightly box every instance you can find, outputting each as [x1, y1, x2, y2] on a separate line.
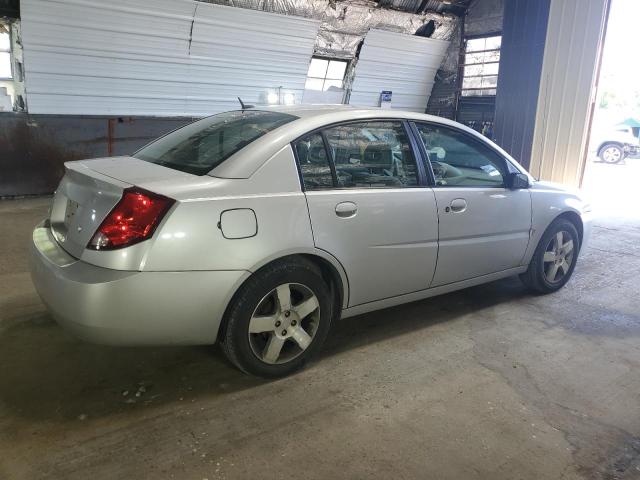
[20, 0, 319, 116]
[349, 29, 449, 112]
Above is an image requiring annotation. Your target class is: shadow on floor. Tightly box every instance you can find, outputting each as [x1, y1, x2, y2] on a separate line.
[0, 277, 529, 423]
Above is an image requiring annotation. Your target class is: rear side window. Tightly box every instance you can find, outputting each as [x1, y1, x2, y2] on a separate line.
[295, 133, 334, 190]
[134, 110, 297, 176]
[294, 120, 418, 190]
[325, 121, 418, 188]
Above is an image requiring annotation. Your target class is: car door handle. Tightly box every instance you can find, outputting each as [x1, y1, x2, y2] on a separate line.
[447, 198, 467, 213]
[335, 201, 358, 218]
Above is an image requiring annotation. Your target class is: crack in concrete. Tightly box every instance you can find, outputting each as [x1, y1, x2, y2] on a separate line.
[587, 247, 640, 259]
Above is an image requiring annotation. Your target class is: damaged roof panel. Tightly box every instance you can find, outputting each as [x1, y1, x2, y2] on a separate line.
[376, 0, 472, 16]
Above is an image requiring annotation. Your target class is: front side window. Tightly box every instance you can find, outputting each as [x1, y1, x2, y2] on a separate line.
[134, 110, 297, 175]
[415, 123, 506, 187]
[323, 121, 418, 188]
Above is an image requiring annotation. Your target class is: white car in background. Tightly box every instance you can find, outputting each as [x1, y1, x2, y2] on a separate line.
[595, 125, 640, 163]
[30, 106, 592, 377]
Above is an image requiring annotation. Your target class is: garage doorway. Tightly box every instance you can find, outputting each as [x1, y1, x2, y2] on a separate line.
[582, 0, 640, 221]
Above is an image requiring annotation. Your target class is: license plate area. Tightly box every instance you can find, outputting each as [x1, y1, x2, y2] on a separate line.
[64, 199, 80, 228]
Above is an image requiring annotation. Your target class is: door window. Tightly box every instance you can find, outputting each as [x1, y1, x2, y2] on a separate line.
[323, 121, 418, 188]
[415, 123, 506, 187]
[294, 133, 334, 190]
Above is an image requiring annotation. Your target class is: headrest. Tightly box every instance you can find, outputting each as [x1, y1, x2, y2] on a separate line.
[363, 143, 392, 165]
[309, 144, 327, 162]
[296, 141, 310, 163]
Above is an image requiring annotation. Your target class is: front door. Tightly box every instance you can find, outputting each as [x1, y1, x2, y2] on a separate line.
[294, 120, 439, 307]
[413, 122, 532, 287]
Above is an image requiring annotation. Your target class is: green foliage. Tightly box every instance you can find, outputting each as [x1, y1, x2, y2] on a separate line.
[599, 86, 640, 111]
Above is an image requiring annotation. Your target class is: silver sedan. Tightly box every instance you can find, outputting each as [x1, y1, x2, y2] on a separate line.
[30, 106, 592, 377]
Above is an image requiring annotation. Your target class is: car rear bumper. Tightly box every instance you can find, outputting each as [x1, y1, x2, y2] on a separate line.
[29, 221, 249, 346]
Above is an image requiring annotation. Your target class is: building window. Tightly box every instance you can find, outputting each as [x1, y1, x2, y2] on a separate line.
[305, 57, 348, 91]
[461, 35, 501, 96]
[0, 30, 11, 79]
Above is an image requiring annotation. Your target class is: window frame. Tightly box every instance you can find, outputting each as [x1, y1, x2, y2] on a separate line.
[291, 118, 427, 191]
[304, 56, 349, 92]
[0, 30, 12, 80]
[460, 33, 502, 97]
[409, 121, 513, 189]
[292, 118, 522, 192]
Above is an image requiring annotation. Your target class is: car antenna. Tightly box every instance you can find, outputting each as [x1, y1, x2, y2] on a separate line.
[237, 97, 254, 111]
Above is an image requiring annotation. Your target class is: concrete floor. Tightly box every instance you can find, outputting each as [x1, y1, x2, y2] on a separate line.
[1, 161, 640, 479]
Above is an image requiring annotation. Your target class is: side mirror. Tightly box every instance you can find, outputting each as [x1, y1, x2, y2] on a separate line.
[507, 172, 530, 190]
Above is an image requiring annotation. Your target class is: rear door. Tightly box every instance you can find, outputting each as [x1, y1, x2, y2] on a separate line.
[295, 120, 439, 307]
[413, 122, 532, 286]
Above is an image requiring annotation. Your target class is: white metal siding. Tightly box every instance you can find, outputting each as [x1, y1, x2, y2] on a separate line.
[20, 0, 319, 116]
[349, 29, 449, 112]
[529, 0, 609, 187]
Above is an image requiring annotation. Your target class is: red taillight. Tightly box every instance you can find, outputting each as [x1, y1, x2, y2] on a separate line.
[88, 187, 174, 250]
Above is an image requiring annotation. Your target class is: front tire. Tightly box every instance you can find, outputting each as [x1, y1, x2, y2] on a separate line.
[221, 257, 333, 378]
[521, 218, 580, 294]
[598, 143, 625, 164]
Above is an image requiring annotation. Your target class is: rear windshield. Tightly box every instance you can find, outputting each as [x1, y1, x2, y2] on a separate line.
[134, 110, 297, 175]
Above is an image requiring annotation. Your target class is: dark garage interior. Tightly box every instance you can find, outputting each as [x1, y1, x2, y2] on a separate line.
[2, 0, 640, 478]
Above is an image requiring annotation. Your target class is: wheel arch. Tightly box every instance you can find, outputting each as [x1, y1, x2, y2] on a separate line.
[520, 209, 584, 293]
[216, 249, 349, 342]
[554, 210, 584, 246]
[597, 141, 623, 155]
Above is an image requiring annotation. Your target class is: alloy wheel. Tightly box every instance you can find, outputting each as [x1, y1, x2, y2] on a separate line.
[543, 230, 575, 283]
[247, 283, 320, 365]
[602, 146, 622, 163]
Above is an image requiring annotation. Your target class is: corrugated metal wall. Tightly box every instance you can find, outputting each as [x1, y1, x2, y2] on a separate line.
[529, 0, 609, 186]
[493, 0, 550, 169]
[20, 0, 320, 116]
[349, 29, 449, 112]
[457, 96, 496, 130]
[0, 112, 192, 196]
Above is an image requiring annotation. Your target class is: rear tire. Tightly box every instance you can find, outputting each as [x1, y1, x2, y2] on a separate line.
[521, 218, 580, 294]
[221, 257, 333, 378]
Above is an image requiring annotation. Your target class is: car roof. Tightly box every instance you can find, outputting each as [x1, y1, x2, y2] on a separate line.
[252, 104, 358, 118]
[210, 105, 526, 179]
[245, 103, 448, 121]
